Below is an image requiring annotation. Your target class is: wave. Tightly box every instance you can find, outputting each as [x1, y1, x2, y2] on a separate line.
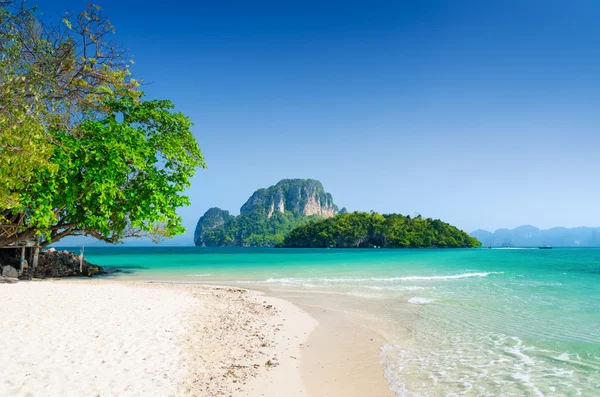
[380, 344, 410, 397]
[376, 272, 504, 281]
[380, 333, 589, 397]
[261, 272, 503, 284]
[511, 373, 544, 397]
[365, 285, 427, 291]
[187, 273, 213, 277]
[408, 297, 435, 305]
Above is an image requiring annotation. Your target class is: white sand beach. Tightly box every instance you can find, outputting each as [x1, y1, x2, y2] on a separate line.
[0, 280, 317, 397]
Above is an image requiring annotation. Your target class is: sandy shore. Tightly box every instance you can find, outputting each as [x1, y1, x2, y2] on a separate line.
[0, 280, 317, 397]
[256, 288, 395, 397]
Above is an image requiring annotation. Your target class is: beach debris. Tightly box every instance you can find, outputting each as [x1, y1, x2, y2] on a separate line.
[0, 275, 18, 283]
[214, 287, 247, 294]
[175, 284, 287, 396]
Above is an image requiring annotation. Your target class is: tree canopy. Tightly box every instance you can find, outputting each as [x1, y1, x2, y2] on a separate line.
[282, 212, 482, 248]
[0, 2, 139, 208]
[197, 209, 322, 247]
[0, 3, 205, 247]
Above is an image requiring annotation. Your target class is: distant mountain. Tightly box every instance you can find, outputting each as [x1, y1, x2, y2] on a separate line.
[471, 225, 600, 247]
[194, 179, 339, 247]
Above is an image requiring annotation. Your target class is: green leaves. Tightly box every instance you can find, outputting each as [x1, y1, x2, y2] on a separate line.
[198, 210, 320, 247]
[0, 2, 140, 207]
[7, 95, 205, 246]
[283, 212, 482, 248]
[0, 4, 204, 247]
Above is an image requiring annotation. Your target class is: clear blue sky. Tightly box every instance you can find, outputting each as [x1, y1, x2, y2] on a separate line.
[37, 0, 600, 242]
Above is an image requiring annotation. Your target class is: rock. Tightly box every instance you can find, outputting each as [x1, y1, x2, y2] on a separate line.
[2, 265, 18, 278]
[194, 208, 235, 247]
[194, 179, 340, 247]
[30, 250, 103, 278]
[47, 247, 56, 252]
[239, 179, 337, 218]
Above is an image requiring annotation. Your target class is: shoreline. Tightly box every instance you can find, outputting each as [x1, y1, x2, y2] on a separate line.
[0, 278, 393, 396]
[253, 286, 396, 397]
[299, 302, 394, 397]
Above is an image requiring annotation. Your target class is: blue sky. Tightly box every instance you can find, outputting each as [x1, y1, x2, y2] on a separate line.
[36, 0, 600, 243]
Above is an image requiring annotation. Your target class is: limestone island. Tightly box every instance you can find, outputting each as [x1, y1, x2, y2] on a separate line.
[194, 179, 480, 248]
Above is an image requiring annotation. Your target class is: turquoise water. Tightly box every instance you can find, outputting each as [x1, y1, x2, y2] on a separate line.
[78, 247, 600, 396]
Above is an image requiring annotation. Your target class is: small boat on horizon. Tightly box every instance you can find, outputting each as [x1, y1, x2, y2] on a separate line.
[538, 245, 552, 249]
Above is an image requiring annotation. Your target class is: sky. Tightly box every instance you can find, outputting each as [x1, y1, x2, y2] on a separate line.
[33, 0, 600, 244]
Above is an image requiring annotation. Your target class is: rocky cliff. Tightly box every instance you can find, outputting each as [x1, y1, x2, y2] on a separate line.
[193, 208, 234, 247]
[194, 179, 339, 247]
[240, 179, 338, 218]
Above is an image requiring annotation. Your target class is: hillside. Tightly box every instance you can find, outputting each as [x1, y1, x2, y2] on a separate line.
[282, 212, 481, 248]
[194, 179, 339, 247]
[471, 225, 600, 247]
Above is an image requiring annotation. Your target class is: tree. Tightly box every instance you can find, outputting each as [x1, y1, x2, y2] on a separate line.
[283, 212, 482, 248]
[0, 2, 139, 208]
[0, 95, 205, 247]
[0, 3, 205, 247]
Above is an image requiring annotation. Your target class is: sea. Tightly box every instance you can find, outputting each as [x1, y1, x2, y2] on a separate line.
[74, 246, 600, 396]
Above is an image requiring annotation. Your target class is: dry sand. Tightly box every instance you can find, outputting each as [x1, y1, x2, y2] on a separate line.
[0, 280, 317, 397]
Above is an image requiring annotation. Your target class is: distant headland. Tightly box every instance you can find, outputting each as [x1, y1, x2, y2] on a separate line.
[471, 225, 600, 247]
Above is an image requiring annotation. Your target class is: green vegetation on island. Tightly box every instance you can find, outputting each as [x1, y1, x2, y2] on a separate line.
[195, 179, 338, 247]
[196, 208, 323, 247]
[282, 212, 481, 248]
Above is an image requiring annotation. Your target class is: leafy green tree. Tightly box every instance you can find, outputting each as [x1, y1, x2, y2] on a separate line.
[283, 212, 481, 248]
[0, 95, 205, 247]
[0, 3, 204, 247]
[0, 2, 139, 208]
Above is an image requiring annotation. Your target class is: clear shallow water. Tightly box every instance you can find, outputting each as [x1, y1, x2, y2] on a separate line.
[75, 247, 600, 396]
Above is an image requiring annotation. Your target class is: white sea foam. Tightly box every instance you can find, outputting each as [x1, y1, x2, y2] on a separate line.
[511, 373, 544, 397]
[501, 336, 537, 366]
[187, 274, 212, 277]
[408, 297, 435, 305]
[505, 347, 536, 365]
[378, 272, 503, 281]
[365, 285, 427, 291]
[379, 329, 591, 396]
[380, 345, 410, 397]
[260, 272, 503, 285]
[264, 277, 296, 284]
